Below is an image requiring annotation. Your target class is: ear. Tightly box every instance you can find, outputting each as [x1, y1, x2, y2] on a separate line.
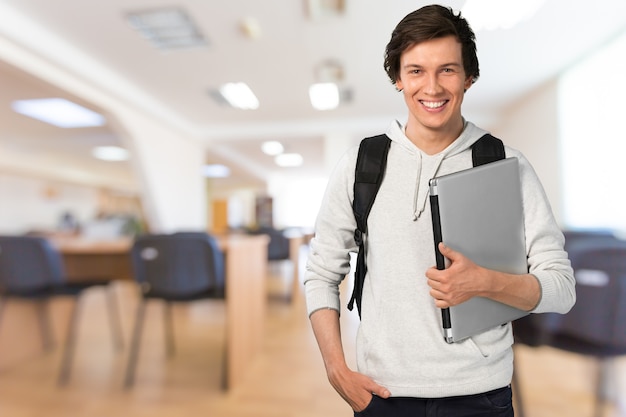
[395, 78, 404, 92]
[463, 76, 473, 92]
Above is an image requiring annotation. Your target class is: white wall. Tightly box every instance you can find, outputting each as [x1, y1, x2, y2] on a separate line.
[267, 173, 328, 230]
[0, 173, 99, 234]
[492, 79, 563, 224]
[558, 30, 626, 232]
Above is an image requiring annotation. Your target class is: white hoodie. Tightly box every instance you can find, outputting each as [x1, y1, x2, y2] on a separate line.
[304, 120, 575, 398]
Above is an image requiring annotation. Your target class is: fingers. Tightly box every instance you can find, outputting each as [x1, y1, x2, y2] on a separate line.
[370, 383, 391, 399]
[360, 374, 390, 399]
[428, 283, 451, 308]
[351, 381, 390, 412]
[332, 369, 390, 411]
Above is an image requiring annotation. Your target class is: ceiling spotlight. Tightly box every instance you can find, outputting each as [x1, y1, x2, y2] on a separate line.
[92, 146, 129, 161]
[240, 16, 262, 39]
[306, 0, 346, 20]
[315, 59, 344, 83]
[309, 82, 340, 111]
[202, 164, 231, 178]
[275, 153, 303, 167]
[261, 141, 284, 156]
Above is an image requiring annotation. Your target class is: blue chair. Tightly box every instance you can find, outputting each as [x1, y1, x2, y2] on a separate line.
[513, 234, 626, 417]
[0, 235, 123, 385]
[248, 227, 290, 261]
[123, 232, 225, 387]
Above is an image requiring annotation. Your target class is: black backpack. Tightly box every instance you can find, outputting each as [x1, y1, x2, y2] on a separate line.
[348, 133, 505, 318]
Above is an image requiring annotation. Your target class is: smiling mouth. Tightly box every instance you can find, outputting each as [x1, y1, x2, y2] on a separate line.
[420, 100, 447, 109]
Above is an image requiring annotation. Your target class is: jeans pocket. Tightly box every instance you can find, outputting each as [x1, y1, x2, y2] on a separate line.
[353, 395, 379, 416]
[482, 386, 513, 410]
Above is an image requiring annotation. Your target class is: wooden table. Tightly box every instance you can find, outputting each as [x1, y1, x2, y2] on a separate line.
[54, 237, 134, 281]
[219, 234, 268, 389]
[51, 234, 269, 390]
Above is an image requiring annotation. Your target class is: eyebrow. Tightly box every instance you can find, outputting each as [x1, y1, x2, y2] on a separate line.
[402, 62, 463, 70]
[440, 62, 463, 68]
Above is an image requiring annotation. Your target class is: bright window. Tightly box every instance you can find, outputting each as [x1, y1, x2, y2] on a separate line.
[558, 31, 626, 231]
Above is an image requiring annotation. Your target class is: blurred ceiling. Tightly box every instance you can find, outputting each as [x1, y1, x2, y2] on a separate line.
[0, 0, 625, 189]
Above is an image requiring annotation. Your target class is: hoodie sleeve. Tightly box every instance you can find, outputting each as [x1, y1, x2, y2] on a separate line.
[304, 146, 360, 317]
[511, 149, 576, 314]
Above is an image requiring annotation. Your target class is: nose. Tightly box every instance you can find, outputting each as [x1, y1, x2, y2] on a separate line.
[424, 74, 443, 95]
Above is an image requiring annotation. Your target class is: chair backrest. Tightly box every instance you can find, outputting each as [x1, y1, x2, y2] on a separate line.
[0, 235, 65, 293]
[249, 227, 290, 261]
[554, 239, 626, 348]
[562, 228, 618, 253]
[131, 233, 225, 298]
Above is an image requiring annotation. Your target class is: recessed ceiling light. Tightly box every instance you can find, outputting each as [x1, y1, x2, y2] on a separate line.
[275, 153, 303, 167]
[261, 141, 284, 156]
[309, 82, 339, 111]
[218, 82, 260, 110]
[11, 98, 105, 128]
[126, 7, 208, 50]
[202, 164, 231, 178]
[92, 146, 129, 161]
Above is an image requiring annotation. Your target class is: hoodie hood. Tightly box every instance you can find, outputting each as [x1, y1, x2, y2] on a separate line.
[385, 119, 490, 220]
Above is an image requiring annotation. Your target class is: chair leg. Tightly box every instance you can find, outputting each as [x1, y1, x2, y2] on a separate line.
[124, 298, 147, 388]
[105, 285, 124, 351]
[593, 358, 608, 417]
[35, 299, 55, 352]
[164, 301, 175, 357]
[57, 297, 83, 386]
[221, 323, 228, 390]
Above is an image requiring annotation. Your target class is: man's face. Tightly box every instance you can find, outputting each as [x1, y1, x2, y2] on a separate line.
[395, 36, 473, 139]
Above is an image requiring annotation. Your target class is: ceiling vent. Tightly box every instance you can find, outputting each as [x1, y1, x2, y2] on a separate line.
[126, 7, 208, 50]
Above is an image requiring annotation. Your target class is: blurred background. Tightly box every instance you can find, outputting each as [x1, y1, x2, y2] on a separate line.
[0, 0, 624, 237]
[0, 0, 625, 416]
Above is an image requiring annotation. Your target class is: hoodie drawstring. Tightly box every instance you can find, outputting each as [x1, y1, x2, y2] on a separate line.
[412, 153, 422, 221]
[412, 153, 445, 221]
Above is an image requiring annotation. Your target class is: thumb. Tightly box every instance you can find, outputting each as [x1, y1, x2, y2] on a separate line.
[438, 242, 457, 259]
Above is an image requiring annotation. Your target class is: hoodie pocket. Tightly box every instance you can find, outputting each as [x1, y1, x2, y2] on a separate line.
[469, 323, 514, 358]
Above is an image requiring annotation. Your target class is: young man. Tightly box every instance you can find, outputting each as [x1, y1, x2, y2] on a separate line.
[304, 5, 576, 417]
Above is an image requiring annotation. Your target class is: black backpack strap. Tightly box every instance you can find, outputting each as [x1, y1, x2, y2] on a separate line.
[347, 132, 503, 319]
[472, 134, 505, 166]
[348, 134, 391, 318]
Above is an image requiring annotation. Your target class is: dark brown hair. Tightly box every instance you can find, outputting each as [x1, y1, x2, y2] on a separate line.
[384, 5, 479, 85]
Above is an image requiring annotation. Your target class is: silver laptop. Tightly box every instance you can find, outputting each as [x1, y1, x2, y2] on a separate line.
[429, 157, 528, 343]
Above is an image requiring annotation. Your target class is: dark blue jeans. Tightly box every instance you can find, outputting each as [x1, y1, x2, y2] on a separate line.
[354, 386, 514, 417]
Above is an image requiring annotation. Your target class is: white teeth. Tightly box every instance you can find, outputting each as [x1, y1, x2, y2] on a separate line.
[422, 100, 446, 109]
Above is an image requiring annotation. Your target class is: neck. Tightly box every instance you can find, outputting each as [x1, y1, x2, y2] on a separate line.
[405, 118, 465, 155]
